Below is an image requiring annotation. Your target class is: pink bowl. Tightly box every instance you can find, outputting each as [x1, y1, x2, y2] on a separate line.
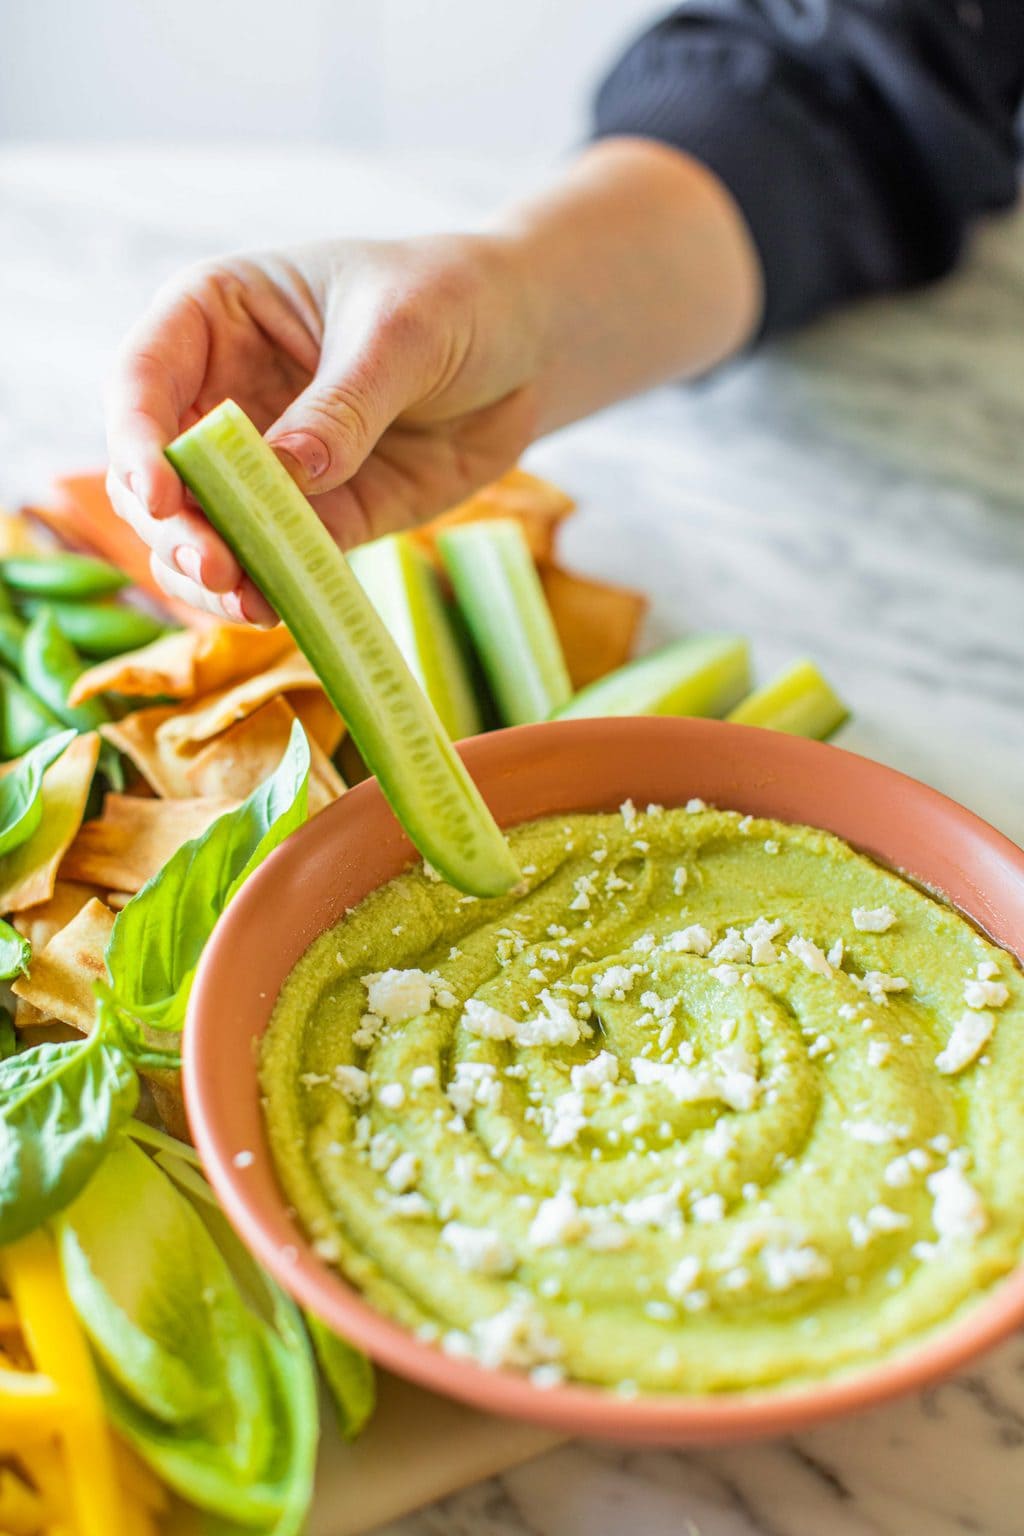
[185, 718, 1024, 1443]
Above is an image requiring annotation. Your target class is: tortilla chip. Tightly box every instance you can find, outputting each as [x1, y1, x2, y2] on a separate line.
[100, 706, 194, 797]
[12, 880, 99, 952]
[105, 891, 134, 910]
[539, 562, 648, 690]
[0, 733, 100, 912]
[181, 697, 344, 813]
[12, 897, 114, 1032]
[155, 651, 321, 756]
[412, 468, 575, 565]
[287, 689, 345, 756]
[60, 793, 237, 894]
[69, 622, 294, 707]
[17, 1020, 82, 1047]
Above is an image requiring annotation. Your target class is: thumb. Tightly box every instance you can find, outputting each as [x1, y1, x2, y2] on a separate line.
[266, 336, 420, 496]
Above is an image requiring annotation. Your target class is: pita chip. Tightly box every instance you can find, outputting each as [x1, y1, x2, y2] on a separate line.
[61, 793, 238, 893]
[0, 732, 100, 912]
[69, 621, 294, 707]
[412, 468, 575, 565]
[100, 706, 195, 797]
[155, 650, 321, 756]
[287, 689, 345, 756]
[182, 697, 344, 813]
[539, 563, 647, 690]
[12, 897, 114, 1033]
[13, 880, 99, 952]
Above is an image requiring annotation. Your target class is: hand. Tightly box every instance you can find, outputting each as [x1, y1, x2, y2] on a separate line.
[105, 234, 544, 623]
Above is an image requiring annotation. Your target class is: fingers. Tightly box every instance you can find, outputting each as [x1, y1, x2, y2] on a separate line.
[106, 469, 241, 594]
[148, 552, 277, 628]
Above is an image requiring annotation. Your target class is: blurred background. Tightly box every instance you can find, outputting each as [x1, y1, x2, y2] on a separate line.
[0, 0, 660, 152]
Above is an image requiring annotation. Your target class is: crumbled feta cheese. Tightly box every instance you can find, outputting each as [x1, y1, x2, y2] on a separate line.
[621, 1185, 684, 1230]
[389, 1192, 433, 1218]
[709, 964, 742, 987]
[762, 1242, 831, 1290]
[664, 924, 714, 957]
[764, 839, 780, 855]
[571, 1050, 619, 1091]
[963, 977, 1010, 1010]
[853, 972, 909, 1005]
[364, 968, 435, 1024]
[457, 1299, 562, 1371]
[462, 993, 582, 1049]
[352, 1012, 383, 1049]
[631, 1043, 760, 1112]
[333, 1064, 371, 1103]
[619, 798, 638, 830]
[666, 1255, 702, 1300]
[852, 905, 897, 933]
[745, 917, 784, 966]
[787, 936, 833, 979]
[546, 1091, 587, 1149]
[685, 798, 707, 813]
[827, 939, 845, 969]
[927, 1165, 987, 1244]
[692, 1192, 726, 1224]
[592, 964, 638, 999]
[378, 1082, 405, 1110]
[710, 928, 750, 964]
[672, 866, 689, 894]
[843, 1119, 909, 1144]
[867, 1040, 892, 1068]
[935, 1011, 994, 1075]
[977, 960, 1000, 981]
[441, 1222, 516, 1276]
[410, 1064, 438, 1090]
[528, 1189, 587, 1248]
[632, 932, 656, 954]
[384, 1151, 420, 1192]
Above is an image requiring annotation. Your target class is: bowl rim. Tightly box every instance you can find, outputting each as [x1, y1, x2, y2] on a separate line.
[185, 717, 1024, 1443]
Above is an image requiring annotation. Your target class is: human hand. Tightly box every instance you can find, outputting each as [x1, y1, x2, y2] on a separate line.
[105, 234, 544, 623]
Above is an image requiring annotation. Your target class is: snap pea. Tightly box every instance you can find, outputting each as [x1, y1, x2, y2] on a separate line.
[19, 599, 166, 659]
[21, 608, 110, 732]
[0, 614, 26, 671]
[0, 666, 65, 759]
[1, 553, 128, 600]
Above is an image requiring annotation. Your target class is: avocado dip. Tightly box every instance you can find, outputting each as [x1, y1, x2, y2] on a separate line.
[261, 802, 1024, 1394]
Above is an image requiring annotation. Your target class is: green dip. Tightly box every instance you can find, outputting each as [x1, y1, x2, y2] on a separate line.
[261, 804, 1024, 1393]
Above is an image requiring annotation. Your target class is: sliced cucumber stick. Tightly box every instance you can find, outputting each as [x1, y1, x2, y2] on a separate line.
[348, 535, 483, 741]
[166, 401, 519, 897]
[728, 659, 849, 739]
[556, 634, 750, 721]
[438, 519, 572, 726]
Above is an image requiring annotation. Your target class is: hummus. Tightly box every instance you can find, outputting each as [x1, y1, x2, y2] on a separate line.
[262, 803, 1024, 1393]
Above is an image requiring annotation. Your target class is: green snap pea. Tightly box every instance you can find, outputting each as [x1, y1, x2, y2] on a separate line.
[22, 608, 110, 732]
[0, 666, 65, 759]
[1, 553, 128, 600]
[19, 599, 166, 659]
[0, 614, 26, 671]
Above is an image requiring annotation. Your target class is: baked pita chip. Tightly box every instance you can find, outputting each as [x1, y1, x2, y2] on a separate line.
[412, 468, 575, 565]
[539, 562, 648, 690]
[12, 879, 99, 952]
[60, 793, 237, 893]
[0, 509, 49, 557]
[0, 733, 100, 912]
[100, 706, 194, 797]
[12, 897, 114, 1032]
[287, 689, 345, 755]
[69, 621, 293, 707]
[181, 697, 345, 813]
[155, 651, 321, 756]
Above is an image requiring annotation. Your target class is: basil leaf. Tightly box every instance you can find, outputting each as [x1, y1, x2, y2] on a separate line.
[105, 721, 310, 1035]
[0, 727, 77, 856]
[0, 1004, 138, 1243]
[0, 917, 30, 980]
[306, 1311, 376, 1440]
[61, 1140, 318, 1532]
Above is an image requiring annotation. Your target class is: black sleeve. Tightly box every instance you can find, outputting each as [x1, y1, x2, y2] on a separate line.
[593, 1, 1024, 336]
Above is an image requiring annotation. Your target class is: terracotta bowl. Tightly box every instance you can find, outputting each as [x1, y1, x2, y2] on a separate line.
[185, 718, 1024, 1444]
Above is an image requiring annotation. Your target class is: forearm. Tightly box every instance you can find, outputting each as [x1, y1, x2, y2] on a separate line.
[496, 138, 763, 435]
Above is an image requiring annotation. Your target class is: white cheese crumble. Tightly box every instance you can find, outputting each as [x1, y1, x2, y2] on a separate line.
[446, 1299, 562, 1371]
[333, 1064, 371, 1104]
[663, 924, 714, 957]
[570, 1050, 619, 1091]
[866, 1040, 892, 1068]
[963, 977, 1010, 1010]
[545, 1091, 588, 1149]
[787, 936, 833, 979]
[619, 798, 638, 830]
[410, 1064, 438, 1090]
[709, 964, 742, 987]
[462, 992, 582, 1049]
[363, 968, 434, 1023]
[621, 1184, 684, 1231]
[377, 1083, 405, 1110]
[745, 917, 784, 965]
[853, 971, 909, 1005]
[692, 1193, 726, 1224]
[843, 1119, 910, 1145]
[385, 1151, 420, 1193]
[592, 964, 639, 999]
[685, 798, 707, 813]
[710, 928, 750, 964]
[528, 1189, 587, 1248]
[852, 905, 897, 933]
[672, 866, 689, 894]
[926, 1165, 987, 1245]
[827, 938, 845, 969]
[666, 1255, 702, 1300]
[441, 1222, 516, 1276]
[935, 1011, 994, 1075]
[762, 1242, 831, 1290]
[631, 1043, 760, 1112]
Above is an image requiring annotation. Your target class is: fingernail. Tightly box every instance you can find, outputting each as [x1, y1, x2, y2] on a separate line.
[271, 432, 330, 482]
[222, 589, 246, 623]
[174, 545, 203, 582]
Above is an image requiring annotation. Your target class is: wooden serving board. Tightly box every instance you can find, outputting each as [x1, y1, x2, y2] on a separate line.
[308, 1371, 561, 1535]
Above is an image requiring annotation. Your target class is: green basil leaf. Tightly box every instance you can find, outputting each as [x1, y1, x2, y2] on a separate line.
[105, 721, 310, 1034]
[0, 917, 30, 980]
[306, 1310, 376, 1440]
[0, 1004, 138, 1243]
[0, 727, 77, 856]
[62, 1140, 318, 1532]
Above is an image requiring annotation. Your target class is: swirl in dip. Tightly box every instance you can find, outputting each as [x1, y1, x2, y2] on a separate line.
[261, 803, 1024, 1393]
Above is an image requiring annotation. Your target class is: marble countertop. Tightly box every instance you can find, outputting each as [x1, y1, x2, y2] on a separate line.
[2, 143, 1022, 1536]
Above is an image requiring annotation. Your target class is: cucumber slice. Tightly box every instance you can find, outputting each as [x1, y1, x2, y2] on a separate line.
[165, 401, 519, 897]
[438, 519, 572, 725]
[728, 659, 849, 739]
[347, 534, 483, 740]
[555, 635, 750, 720]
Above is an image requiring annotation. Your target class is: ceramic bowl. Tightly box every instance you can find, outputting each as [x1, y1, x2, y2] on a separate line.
[185, 718, 1024, 1443]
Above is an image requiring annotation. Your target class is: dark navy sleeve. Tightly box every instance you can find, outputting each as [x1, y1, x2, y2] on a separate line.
[593, 2, 1024, 336]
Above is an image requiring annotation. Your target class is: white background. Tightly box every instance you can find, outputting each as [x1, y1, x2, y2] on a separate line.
[0, 0, 662, 153]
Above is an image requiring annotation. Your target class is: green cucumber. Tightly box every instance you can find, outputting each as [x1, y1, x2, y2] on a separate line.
[348, 534, 483, 740]
[437, 518, 572, 725]
[18, 598, 165, 658]
[728, 658, 849, 739]
[1, 553, 128, 600]
[555, 634, 751, 721]
[165, 400, 519, 897]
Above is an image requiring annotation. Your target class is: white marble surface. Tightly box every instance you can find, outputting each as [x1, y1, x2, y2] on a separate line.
[2, 144, 1022, 1536]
